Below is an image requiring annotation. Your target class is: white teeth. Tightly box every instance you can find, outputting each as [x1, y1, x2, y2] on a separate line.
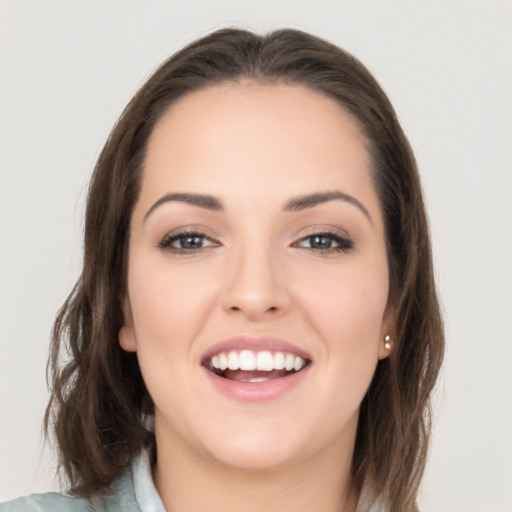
[219, 353, 228, 371]
[293, 356, 305, 371]
[228, 351, 239, 370]
[239, 350, 256, 370]
[256, 351, 274, 371]
[274, 352, 285, 370]
[208, 350, 307, 373]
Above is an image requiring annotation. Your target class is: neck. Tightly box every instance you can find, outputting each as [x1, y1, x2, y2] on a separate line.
[153, 427, 359, 512]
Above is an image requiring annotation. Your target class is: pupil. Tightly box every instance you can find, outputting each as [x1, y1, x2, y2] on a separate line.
[312, 235, 332, 249]
[182, 235, 202, 248]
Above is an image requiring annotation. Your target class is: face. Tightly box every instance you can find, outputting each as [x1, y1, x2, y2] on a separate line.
[120, 82, 393, 472]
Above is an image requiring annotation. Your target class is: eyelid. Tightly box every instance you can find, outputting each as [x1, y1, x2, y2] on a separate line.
[290, 224, 351, 241]
[157, 226, 221, 253]
[290, 225, 354, 253]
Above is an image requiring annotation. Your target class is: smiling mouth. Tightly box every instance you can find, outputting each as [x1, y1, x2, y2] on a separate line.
[203, 350, 311, 383]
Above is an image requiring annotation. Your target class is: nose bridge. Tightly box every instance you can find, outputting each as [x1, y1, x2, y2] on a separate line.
[222, 234, 287, 318]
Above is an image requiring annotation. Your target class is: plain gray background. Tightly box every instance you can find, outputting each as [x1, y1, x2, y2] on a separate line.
[1, 1, 511, 510]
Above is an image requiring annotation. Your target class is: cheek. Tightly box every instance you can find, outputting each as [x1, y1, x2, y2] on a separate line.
[284, 262, 389, 446]
[125, 258, 219, 415]
[127, 256, 219, 353]
[295, 261, 389, 356]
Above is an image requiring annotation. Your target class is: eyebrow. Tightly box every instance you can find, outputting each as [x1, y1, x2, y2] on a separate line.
[143, 190, 371, 223]
[284, 191, 372, 222]
[144, 192, 223, 222]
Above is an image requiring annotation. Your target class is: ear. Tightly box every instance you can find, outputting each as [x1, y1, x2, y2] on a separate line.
[378, 300, 396, 360]
[118, 298, 137, 352]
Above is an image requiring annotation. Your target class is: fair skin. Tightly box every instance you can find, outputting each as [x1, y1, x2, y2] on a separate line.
[119, 82, 393, 512]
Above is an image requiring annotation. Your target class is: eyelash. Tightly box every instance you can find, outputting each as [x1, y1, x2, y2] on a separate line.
[158, 230, 354, 254]
[292, 232, 354, 253]
[158, 231, 219, 253]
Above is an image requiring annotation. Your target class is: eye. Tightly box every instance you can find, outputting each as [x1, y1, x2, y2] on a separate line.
[294, 232, 354, 253]
[158, 231, 220, 253]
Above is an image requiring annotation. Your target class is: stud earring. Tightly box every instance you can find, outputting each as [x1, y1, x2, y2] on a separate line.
[384, 335, 391, 350]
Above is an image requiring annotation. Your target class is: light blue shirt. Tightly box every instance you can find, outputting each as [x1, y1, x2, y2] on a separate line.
[1, 451, 165, 512]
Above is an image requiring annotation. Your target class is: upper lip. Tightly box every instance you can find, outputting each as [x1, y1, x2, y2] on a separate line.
[201, 335, 312, 364]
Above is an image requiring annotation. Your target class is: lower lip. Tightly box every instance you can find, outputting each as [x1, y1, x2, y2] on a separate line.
[201, 365, 311, 402]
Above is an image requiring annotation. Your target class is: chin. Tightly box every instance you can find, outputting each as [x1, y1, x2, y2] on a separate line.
[195, 413, 348, 472]
[204, 434, 304, 472]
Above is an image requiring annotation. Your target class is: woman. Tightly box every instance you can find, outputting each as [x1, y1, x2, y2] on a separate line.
[3, 28, 444, 512]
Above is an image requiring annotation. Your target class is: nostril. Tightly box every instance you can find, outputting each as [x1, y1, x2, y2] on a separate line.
[227, 304, 280, 317]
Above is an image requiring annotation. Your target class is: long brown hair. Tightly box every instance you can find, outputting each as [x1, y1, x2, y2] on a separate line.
[45, 28, 444, 510]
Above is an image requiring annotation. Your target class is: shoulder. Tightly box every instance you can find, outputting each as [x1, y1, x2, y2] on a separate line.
[1, 470, 138, 512]
[1, 452, 154, 512]
[1, 492, 93, 512]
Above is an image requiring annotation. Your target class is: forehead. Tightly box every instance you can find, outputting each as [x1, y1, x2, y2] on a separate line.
[139, 81, 379, 218]
[148, 80, 366, 157]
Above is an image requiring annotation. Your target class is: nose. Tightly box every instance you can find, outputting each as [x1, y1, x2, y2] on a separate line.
[221, 243, 289, 321]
